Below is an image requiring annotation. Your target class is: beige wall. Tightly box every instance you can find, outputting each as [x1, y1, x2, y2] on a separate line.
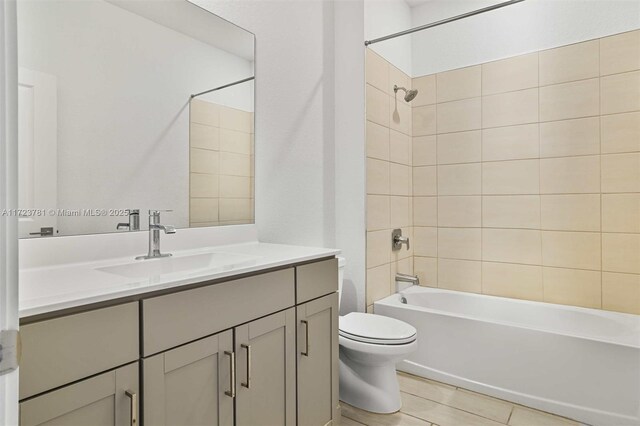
[365, 50, 415, 313]
[189, 99, 254, 227]
[366, 30, 640, 315]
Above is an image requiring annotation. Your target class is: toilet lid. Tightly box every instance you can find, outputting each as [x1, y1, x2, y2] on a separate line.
[339, 313, 416, 345]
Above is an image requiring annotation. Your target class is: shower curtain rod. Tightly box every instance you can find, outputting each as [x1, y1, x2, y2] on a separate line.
[191, 76, 255, 99]
[364, 0, 526, 46]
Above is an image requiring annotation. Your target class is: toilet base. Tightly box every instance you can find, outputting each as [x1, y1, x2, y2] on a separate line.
[338, 350, 403, 414]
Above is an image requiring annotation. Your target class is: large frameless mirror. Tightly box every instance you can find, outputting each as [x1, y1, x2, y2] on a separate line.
[17, 0, 255, 238]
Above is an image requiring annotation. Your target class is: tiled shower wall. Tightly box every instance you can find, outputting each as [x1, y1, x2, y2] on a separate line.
[189, 99, 255, 227]
[410, 30, 640, 314]
[365, 50, 414, 313]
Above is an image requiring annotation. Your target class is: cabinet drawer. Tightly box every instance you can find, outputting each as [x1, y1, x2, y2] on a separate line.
[142, 268, 295, 356]
[296, 258, 338, 304]
[20, 302, 139, 400]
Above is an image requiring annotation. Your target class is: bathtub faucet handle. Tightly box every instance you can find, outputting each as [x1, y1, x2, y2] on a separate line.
[392, 229, 410, 251]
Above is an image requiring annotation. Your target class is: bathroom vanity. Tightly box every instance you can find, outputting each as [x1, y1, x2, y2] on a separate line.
[18, 243, 340, 426]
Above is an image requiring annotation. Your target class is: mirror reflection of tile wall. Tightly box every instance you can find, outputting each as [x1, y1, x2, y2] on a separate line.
[189, 99, 255, 227]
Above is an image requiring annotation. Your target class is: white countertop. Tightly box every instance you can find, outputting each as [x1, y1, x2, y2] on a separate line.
[19, 242, 340, 318]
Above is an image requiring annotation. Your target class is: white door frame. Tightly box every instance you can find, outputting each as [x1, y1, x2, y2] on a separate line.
[0, 0, 20, 425]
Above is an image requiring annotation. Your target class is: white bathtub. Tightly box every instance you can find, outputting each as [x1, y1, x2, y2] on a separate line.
[374, 286, 640, 426]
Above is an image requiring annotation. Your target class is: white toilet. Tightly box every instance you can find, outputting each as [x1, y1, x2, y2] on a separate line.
[337, 257, 417, 414]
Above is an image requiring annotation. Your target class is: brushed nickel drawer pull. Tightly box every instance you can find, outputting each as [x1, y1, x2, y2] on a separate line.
[301, 320, 309, 357]
[224, 351, 236, 398]
[241, 344, 251, 389]
[125, 390, 137, 426]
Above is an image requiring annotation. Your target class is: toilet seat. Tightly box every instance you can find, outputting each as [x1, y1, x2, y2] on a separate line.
[339, 312, 416, 345]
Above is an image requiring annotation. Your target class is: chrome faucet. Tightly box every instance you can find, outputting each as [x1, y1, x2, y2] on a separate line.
[136, 210, 176, 260]
[396, 272, 420, 286]
[116, 209, 140, 231]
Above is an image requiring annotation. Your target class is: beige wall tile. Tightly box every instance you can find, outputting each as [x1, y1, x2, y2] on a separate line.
[413, 136, 437, 166]
[438, 259, 481, 293]
[389, 64, 410, 98]
[390, 196, 411, 228]
[219, 198, 251, 221]
[367, 264, 391, 305]
[219, 175, 251, 198]
[437, 131, 481, 165]
[190, 123, 219, 151]
[539, 40, 599, 85]
[438, 228, 481, 260]
[602, 272, 640, 314]
[540, 194, 601, 231]
[414, 197, 438, 226]
[482, 124, 539, 162]
[482, 262, 543, 301]
[390, 130, 411, 165]
[482, 195, 541, 229]
[190, 173, 218, 198]
[438, 163, 481, 195]
[482, 88, 538, 128]
[365, 49, 389, 92]
[220, 152, 251, 176]
[190, 148, 219, 175]
[601, 71, 640, 114]
[413, 166, 437, 196]
[540, 78, 599, 122]
[602, 233, 640, 274]
[190, 99, 219, 126]
[601, 153, 640, 193]
[391, 256, 414, 281]
[543, 267, 602, 308]
[601, 112, 640, 154]
[367, 229, 390, 267]
[190, 198, 218, 223]
[412, 74, 436, 106]
[602, 193, 640, 233]
[540, 155, 600, 194]
[437, 97, 481, 133]
[367, 158, 390, 195]
[438, 196, 481, 228]
[483, 229, 542, 265]
[220, 128, 251, 154]
[414, 227, 438, 257]
[366, 84, 389, 127]
[219, 106, 251, 132]
[482, 53, 538, 96]
[601, 30, 640, 76]
[367, 195, 390, 231]
[541, 231, 601, 270]
[390, 97, 412, 135]
[366, 121, 390, 160]
[482, 159, 540, 195]
[389, 163, 410, 196]
[414, 256, 437, 287]
[539, 117, 600, 158]
[436, 65, 481, 103]
[413, 105, 437, 136]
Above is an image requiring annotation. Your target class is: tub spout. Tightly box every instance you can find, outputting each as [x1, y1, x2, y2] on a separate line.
[396, 273, 419, 286]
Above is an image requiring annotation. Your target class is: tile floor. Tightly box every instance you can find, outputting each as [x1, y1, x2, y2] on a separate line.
[340, 372, 581, 426]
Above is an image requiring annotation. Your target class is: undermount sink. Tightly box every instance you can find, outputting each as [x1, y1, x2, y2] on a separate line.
[97, 252, 258, 279]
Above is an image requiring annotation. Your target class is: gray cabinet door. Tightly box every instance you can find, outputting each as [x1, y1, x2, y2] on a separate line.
[143, 330, 234, 426]
[297, 293, 339, 426]
[235, 308, 296, 426]
[19, 362, 139, 426]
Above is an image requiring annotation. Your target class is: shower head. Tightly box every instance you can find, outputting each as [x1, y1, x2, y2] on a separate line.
[394, 85, 419, 102]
